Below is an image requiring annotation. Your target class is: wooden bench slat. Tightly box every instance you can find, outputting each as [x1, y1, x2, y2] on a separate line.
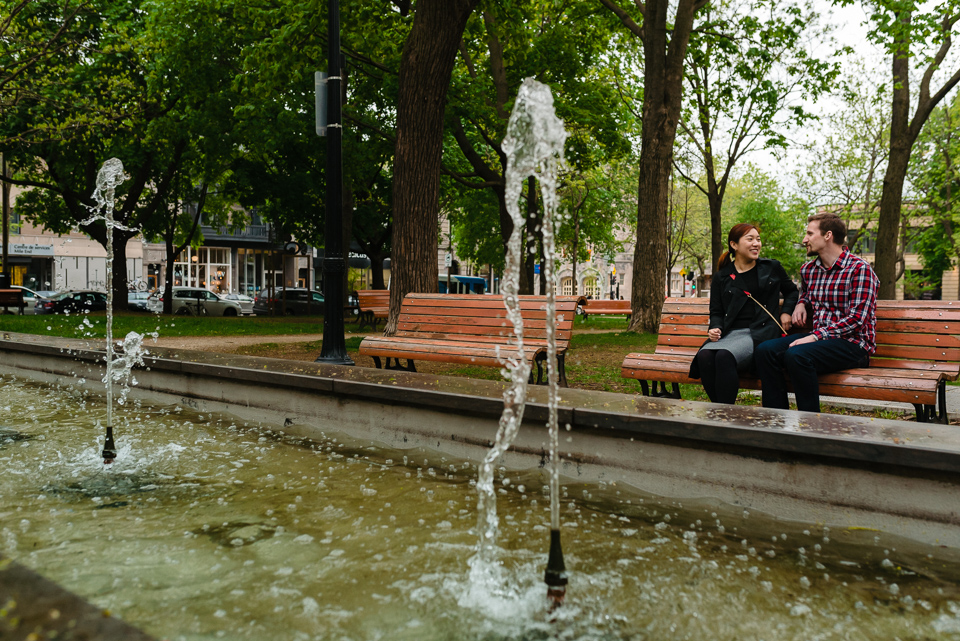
[398, 312, 566, 334]
[360, 294, 585, 386]
[875, 333, 960, 348]
[873, 345, 960, 361]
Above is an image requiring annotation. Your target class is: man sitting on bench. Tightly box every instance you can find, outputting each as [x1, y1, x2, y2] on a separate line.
[754, 213, 878, 413]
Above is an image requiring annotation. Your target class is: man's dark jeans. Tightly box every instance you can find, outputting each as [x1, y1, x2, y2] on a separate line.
[754, 333, 869, 412]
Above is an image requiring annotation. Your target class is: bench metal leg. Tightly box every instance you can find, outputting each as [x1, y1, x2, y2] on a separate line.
[557, 354, 568, 388]
[656, 381, 681, 399]
[914, 381, 949, 424]
[636, 381, 681, 399]
[384, 357, 416, 373]
[357, 311, 374, 331]
[533, 353, 570, 388]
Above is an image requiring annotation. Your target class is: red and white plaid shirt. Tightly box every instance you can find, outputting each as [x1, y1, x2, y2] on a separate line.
[798, 249, 878, 353]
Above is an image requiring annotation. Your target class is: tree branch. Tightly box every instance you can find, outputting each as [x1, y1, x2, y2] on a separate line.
[598, 0, 644, 40]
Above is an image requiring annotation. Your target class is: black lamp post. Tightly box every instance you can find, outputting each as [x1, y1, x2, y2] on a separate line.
[316, 0, 353, 366]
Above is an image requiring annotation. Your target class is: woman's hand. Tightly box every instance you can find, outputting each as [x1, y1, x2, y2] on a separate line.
[780, 313, 792, 333]
[707, 328, 721, 342]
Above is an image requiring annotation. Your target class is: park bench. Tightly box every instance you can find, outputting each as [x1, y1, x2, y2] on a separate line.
[0, 289, 25, 315]
[620, 297, 960, 423]
[358, 293, 585, 386]
[580, 298, 631, 321]
[356, 289, 390, 331]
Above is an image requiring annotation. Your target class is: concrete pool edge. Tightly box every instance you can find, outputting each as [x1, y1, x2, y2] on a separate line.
[0, 553, 157, 640]
[2, 332, 959, 548]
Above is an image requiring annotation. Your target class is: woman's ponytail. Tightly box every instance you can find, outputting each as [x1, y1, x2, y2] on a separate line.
[717, 251, 732, 270]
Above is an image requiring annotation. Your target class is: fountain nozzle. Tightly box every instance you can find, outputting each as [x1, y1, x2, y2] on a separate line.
[544, 528, 567, 607]
[102, 425, 117, 464]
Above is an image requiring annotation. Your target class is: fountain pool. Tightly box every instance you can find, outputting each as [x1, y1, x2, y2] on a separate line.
[3, 372, 960, 640]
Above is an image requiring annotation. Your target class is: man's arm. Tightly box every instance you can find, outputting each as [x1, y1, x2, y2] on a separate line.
[811, 262, 878, 341]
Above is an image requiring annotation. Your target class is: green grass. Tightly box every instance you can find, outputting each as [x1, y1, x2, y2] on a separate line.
[570, 331, 656, 350]
[575, 314, 632, 330]
[0, 312, 325, 339]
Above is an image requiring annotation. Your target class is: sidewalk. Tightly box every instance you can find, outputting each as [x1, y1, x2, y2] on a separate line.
[748, 386, 960, 421]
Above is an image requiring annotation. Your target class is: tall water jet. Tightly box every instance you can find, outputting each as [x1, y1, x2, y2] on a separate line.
[81, 158, 127, 463]
[469, 78, 568, 606]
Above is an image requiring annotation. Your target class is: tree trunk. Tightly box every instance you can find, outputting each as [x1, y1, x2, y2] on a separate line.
[110, 231, 133, 313]
[163, 232, 176, 315]
[522, 176, 539, 295]
[571, 214, 580, 296]
[875, 144, 911, 298]
[707, 174, 722, 269]
[626, 0, 701, 333]
[872, 6, 960, 298]
[385, 0, 479, 334]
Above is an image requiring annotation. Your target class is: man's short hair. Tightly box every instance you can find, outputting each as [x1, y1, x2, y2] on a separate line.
[808, 213, 846, 246]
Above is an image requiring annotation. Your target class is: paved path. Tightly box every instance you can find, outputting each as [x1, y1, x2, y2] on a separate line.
[745, 387, 960, 421]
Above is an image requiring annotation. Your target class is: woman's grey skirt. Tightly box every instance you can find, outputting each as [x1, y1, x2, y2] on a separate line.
[698, 328, 754, 372]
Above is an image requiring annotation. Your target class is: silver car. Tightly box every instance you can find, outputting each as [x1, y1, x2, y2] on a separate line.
[10, 285, 58, 315]
[147, 287, 242, 316]
[222, 293, 255, 315]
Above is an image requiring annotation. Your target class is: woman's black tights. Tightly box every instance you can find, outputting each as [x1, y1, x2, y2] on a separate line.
[695, 349, 740, 404]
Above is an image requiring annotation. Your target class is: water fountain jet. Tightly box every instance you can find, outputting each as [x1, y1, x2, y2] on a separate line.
[476, 77, 569, 607]
[81, 158, 128, 464]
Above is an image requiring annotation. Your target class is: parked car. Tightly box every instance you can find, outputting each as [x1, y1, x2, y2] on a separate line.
[222, 293, 255, 315]
[146, 287, 242, 316]
[127, 291, 152, 312]
[253, 288, 325, 316]
[8, 285, 58, 315]
[35, 290, 107, 315]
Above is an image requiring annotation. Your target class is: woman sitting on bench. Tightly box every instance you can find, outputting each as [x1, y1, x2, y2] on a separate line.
[690, 223, 799, 404]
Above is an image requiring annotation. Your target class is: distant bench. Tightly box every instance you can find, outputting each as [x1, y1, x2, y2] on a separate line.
[580, 299, 631, 321]
[358, 293, 585, 386]
[621, 297, 960, 423]
[0, 289, 25, 315]
[356, 289, 390, 331]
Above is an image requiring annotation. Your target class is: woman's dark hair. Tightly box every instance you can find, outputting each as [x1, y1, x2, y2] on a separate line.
[717, 223, 760, 270]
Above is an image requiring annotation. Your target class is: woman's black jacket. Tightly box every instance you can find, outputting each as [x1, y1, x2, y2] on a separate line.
[688, 258, 799, 378]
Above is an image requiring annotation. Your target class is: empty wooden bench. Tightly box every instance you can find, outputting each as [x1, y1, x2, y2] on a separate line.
[356, 289, 390, 331]
[621, 297, 960, 423]
[581, 299, 631, 321]
[359, 293, 585, 386]
[0, 289, 25, 315]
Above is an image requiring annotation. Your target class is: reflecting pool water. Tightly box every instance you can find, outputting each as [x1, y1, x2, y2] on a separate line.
[2, 374, 960, 640]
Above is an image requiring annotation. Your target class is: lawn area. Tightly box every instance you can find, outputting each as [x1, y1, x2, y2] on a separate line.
[0, 312, 325, 339]
[0, 312, 917, 418]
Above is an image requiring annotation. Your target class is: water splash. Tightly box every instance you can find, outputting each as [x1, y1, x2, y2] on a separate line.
[82, 158, 129, 463]
[468, 78, 568, 603]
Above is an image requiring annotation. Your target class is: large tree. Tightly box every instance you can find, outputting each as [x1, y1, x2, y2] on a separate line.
[385, 0, 479, 334]
[850, 0, 960, 298]
[601, 0, 709, 332]
[908, 92, 960, 292]
[1, 0, 243, 310]
[444, 1, 634, 295]
[0, 0, 89, 114]
[677, 0, 841, 267]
